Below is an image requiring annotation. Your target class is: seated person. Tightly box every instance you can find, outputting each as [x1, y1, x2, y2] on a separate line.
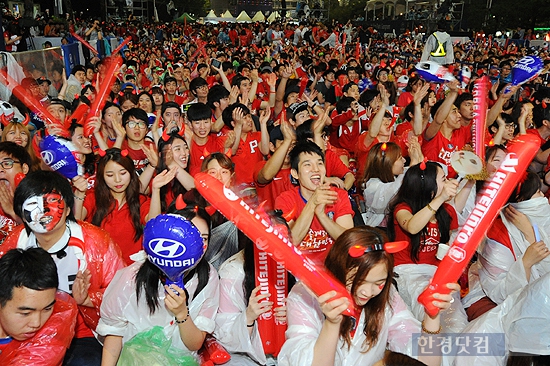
[275, 141, 354, 264]
[0, 247, 78, 364]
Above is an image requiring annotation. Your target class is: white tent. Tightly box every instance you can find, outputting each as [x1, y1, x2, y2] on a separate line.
[251, 11, 265, 22]
[236, 10, 252, 22]
[267, 11, 280, 23]
[221, 10, 234, 18]
[205, 10, 217, 18]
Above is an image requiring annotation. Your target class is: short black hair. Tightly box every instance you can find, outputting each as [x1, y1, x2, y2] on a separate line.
[0, 247, 58, 307]
[122, 107, 149, 126]
[454, 92, 473, 109]
[189, 77, 208, 94]
[222, 103, 250, 128]
[289, 141, 325, 172]
[207, 85, 230, 110]
[71, 65, 86, 75]
[0, 141, 32, 169]
[161, 101, 181, 116]
[186, 102, 212, 122]
[13, 170, 76, 233]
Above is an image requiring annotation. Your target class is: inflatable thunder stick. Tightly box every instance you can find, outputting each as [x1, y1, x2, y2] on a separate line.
[254, 245, 287, 356]
[418, 134, 540, 317]
[471, 76, 488, 161]
[84, 57, 123, 136]
[194, 173, 359, 319]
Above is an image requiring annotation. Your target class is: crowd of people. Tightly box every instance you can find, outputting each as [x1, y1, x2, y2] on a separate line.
[1, 13, 550, 366]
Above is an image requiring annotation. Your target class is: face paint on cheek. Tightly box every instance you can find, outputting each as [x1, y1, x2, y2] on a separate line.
[42, 193, 65, 231]
[378, 283, 385, 290]
[22, 193, 65, 233]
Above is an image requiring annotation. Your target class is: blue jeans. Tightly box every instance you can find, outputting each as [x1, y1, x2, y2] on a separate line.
[63, 337, 102, 366]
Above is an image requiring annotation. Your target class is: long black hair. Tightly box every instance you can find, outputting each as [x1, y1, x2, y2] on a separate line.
[157, 132, 189, 212]
[386, 162, 452, 262]
[135, 205, 212, 315]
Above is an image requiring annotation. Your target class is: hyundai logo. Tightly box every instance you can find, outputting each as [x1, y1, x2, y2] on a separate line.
[148, 238, 186, 258]
[517, 57, 535, 66]
[41, 150, 55, 166]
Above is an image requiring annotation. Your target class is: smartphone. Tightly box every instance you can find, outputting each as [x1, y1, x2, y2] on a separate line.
[211, 59, 221, 69]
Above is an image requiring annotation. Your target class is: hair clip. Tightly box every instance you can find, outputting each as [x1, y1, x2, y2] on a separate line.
[121, 149, 129, 157]
[348, 241, 408, 258]
[488, 139, 495, 147]
[380, 142, 387, 159]
[203, 148, 210, 157]
[98, 149, 106, 157]
[419, 157, 428, 171]
[281, 205, 297, 222]
[175, 194, 186, 210]
[543, 101, 548, 109]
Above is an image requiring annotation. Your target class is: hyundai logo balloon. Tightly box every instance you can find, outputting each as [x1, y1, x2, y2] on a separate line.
[143, 214, 205, 290]
[511, 55, 543, 86]
[39, 135, 83, 179]
[415, 61, 456, 84]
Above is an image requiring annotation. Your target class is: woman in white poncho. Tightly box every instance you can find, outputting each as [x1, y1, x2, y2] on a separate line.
[278, 226, 458, 366]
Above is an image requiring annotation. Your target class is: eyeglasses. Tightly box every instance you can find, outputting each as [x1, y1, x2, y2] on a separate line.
[127, 121, 147, 129]
[0, 159, 21, 169]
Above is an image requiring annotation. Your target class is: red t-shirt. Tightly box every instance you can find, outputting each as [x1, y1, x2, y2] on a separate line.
[422, 125, 472, 178]
[526, 128, 546, 147]
[164, 94, 185, 106]
[392, 202, 458, 266]
[226, 131, 265, 186]
[189, 136, 224, 177]
[397, 91, 414, 107]
[325, 149, 351, 179]
[121, 140, 154, 175]
[0, 207, 17, 245]
[354, 133, 396, 181]
[84, 192, 151, 263]
[253, 161, 293, 210]
[275, 186, 354, 264]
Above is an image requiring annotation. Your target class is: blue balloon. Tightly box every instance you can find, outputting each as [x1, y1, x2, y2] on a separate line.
[39, 135, 81, 179]
[143, 214, 205, 291]
[512, 56, 543, 86]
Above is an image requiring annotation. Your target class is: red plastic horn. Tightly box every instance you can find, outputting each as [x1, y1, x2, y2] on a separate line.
[98, 149, 106, 157]
[0, 114, 9, 126]
[281, 205, 297, 222]
[120, 149, 129, 157]
[175, 194, 187, 210]
[225, 149, 232, 159]
[161, 128, 170, 142]
[21, 113, 30, 126]
[348, 241, 408, 258]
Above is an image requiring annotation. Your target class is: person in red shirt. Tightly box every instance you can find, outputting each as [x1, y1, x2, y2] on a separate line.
[163, 76, 186, 105]
[422, 80, 471, 178]
[275, 141, 354, 264]
[119, 108, 155, 175]
[3, 170, 125, 366]
[75, 148, 155, 263]
[387, 162, 459, 266]
[186, 103, 226, 176]
[0, 247, 77, 365]
[528, 105, 550, 173]
[221, 103, 269, 189]
[254, 121, 296, 210]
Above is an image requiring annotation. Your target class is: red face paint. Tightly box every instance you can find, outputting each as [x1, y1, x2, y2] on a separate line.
[22, 192, 65, 233]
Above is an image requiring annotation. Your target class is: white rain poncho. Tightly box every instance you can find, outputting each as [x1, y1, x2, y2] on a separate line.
[97, 260, 220, 353]
[278, 283, 421, 366]
[394, 264, 468, 334]
[214, 251, 269, 365]
[479, 196, 550, 304]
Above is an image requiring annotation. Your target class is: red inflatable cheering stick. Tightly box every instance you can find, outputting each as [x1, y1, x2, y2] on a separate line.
[254, 231, 287, 356]
[194, 173, 359, 320]
[418, 134, 540, 317]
